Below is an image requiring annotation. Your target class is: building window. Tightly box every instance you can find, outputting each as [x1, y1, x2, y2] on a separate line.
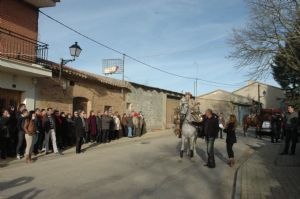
[104, 106, 112, 113]
[126, 103, 132, 111]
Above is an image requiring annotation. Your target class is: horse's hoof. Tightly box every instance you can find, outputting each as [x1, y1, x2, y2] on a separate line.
[180, 150, 183, 158]
[190, 150, 194, 158]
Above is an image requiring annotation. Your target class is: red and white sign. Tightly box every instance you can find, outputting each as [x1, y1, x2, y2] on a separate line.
[103, 66, 120, 74]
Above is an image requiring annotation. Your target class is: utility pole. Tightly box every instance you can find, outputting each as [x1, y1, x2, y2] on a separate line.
[122, 53, 125, 83]
[122, 54, 126, 112]
[194, 61, 199, 97]
[258, 83, 261, 114]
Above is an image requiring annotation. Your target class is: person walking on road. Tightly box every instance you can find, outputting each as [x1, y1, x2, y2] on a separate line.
[224, 114, 237, 167]
[204, 109, 219, 168]
[281, 105, 298, 155]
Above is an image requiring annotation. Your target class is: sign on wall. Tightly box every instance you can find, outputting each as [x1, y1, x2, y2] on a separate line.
[102, 59, 123, 75]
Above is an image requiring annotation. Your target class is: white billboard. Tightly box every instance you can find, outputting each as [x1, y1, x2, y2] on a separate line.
[102, 59, 123, 75]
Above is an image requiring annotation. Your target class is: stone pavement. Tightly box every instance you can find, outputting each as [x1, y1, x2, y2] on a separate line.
[237, 141, 300, 199]
[0, 129, 172, 168]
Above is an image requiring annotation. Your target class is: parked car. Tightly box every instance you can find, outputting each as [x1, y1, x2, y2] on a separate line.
[258, 109, 283, 137]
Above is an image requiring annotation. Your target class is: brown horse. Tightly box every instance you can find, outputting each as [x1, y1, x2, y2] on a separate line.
[242, 114, 259, 136]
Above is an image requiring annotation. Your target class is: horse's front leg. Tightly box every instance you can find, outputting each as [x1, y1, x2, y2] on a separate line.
[189, 136, 195, 158]
[180, 135, 184, 158]
[186, 138, 190, 156]
[193, 136, 197, 157]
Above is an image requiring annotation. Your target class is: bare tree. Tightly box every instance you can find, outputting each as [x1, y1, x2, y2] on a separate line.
[228, 0, 300, 79]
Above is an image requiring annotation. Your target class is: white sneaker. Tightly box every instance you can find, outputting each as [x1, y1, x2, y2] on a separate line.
[16, 154, 21, 160]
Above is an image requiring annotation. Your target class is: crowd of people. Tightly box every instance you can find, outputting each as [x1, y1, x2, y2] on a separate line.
[0, 104, 146, 162]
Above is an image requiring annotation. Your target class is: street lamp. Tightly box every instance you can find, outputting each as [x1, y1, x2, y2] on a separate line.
[59, 42, 82, 80]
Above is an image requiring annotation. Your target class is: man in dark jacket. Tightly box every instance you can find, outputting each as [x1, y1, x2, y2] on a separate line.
[33, 108, 43, 155]
[75, 110, 85, 154]
[96, 112, 102, 143]
[101, 111, 113, 143]
[0, 109, 12, 159]
[204, 109, 219, 168]
[281, 105, 298, 155]
[16, 109, 28, 159]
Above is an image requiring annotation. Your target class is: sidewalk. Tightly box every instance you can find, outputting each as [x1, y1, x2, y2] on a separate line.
[237, 142, 300, 199]
[0, 129, 173, 168]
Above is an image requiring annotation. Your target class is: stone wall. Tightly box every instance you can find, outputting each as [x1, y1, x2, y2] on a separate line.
[126, 84, 166, 130]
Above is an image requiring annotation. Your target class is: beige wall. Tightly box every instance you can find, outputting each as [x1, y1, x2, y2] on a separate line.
[196, 90, 253, 124]
[233, 83, 285, 109]
[166, 97, 180, 129]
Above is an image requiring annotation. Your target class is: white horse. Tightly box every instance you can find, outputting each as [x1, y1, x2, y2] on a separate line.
[180, 106, 198, 159]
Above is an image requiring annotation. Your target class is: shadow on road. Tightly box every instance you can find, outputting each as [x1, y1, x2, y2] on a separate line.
[0, 177, 43, 199]
[215, 148, 228, 164]
[0, 177, 34, 191]
[7, 188, 43, 199]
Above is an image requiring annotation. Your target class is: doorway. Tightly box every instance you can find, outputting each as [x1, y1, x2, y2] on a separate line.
[73, 97, 88, 113]
[0, 88, 21, 111]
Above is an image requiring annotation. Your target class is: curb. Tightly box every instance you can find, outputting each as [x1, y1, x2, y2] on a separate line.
[231, 131, 269, 199]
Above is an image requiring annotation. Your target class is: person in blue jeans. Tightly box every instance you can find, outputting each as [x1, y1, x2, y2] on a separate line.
[127, 113, 133, 138]
[203, 109, 219, 168]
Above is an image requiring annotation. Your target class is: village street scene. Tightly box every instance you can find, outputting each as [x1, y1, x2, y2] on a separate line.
[0, 0, 300, 199]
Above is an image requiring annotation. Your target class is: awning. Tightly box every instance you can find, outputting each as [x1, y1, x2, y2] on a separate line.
[0, 57, 52, 77]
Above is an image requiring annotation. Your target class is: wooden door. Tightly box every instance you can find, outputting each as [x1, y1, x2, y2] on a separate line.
[166, 97, 180, 129]
[0, 88, 21, 111]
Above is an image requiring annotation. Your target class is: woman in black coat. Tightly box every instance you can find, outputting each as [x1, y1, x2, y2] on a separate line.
[225, 114, 237, 167]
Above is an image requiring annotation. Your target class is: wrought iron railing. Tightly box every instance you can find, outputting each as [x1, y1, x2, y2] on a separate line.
[0, 27, 49, 64]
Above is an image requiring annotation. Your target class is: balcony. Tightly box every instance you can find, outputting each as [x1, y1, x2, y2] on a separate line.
[23, 0, 60, 8]
[0, 28, 49, 65]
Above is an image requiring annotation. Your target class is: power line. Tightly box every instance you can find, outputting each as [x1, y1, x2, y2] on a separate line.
[39, 10, 246, 87]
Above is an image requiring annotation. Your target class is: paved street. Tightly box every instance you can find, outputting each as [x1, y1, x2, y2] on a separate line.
[238, 138, 300, 199]
[0, 129, 267, 199]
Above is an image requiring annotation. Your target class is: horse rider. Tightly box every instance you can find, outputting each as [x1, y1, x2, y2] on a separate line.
[179, 92, 195, 138]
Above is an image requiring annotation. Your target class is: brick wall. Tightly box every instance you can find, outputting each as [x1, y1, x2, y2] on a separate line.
[35, 77, 126, 115]
[0, 0, 39, 60]
[0, 0, 38, 40]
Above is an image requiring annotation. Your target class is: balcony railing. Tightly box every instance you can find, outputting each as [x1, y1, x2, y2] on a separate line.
[0, 28, 49, 64]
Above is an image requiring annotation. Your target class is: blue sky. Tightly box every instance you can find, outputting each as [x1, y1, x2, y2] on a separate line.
[39, 0, 279, 95]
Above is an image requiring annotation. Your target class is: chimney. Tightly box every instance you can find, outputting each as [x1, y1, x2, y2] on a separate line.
[248, 80, 255, 85]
